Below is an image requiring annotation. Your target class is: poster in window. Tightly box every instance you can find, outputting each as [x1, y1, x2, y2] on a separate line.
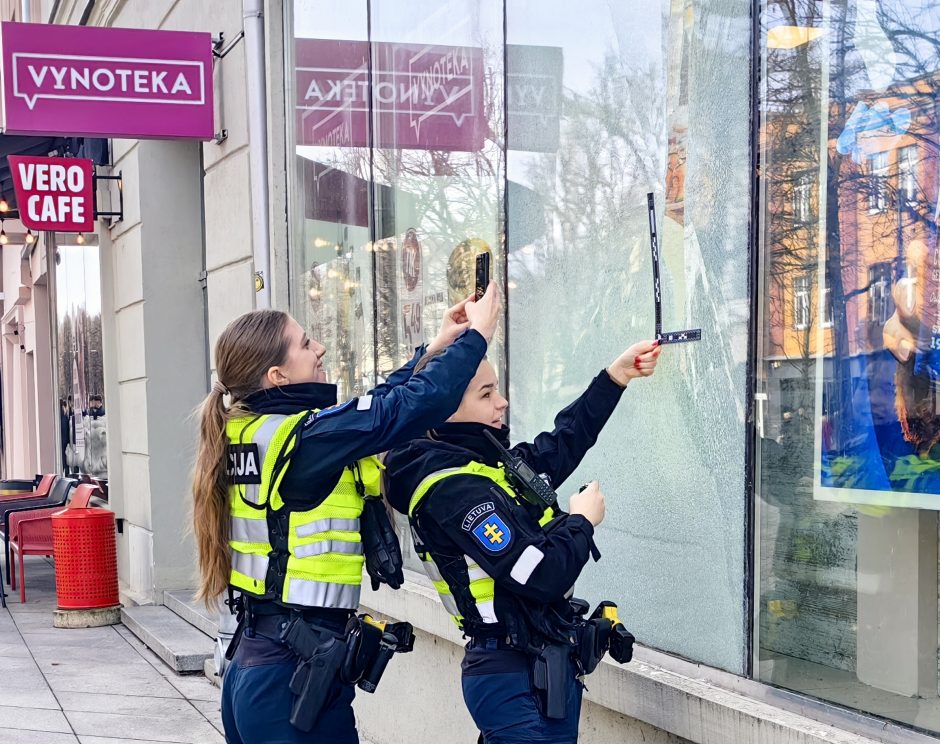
[814, 90, 940, 508]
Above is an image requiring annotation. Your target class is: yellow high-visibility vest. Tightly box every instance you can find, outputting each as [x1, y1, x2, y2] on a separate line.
[227, 412, 382, 609]
[408, 461, 555, 628]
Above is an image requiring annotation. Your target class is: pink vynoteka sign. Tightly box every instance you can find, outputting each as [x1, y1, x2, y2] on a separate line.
[0, 22, 214, 140]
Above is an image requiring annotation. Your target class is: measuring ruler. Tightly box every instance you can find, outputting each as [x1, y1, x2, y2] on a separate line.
[647, 192, 702, 345]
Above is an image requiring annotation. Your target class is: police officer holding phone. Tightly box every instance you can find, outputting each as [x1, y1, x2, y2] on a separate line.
[192, 285, 501, 744]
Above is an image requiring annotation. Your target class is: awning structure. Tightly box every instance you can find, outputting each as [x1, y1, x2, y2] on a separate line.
[0, 136, 108, 210]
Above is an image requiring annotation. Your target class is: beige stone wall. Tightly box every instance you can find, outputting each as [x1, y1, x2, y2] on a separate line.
[49, 0, 272, 602]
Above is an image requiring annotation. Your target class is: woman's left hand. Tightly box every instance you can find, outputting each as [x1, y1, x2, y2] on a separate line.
[607, 340, 662, 386]
[427, 296, 473, 354]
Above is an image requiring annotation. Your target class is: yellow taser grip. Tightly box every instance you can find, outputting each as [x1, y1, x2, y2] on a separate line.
[362, 614, 387, 632]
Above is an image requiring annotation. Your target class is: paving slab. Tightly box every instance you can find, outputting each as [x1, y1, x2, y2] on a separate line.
[79, 739, 183, 744]
[0, 729, 78, 743]
[79, 739, 180, 744]
[43, 666, 185, 699]
[0, 640, 33, 658]
[121, 606, 213, 673]
[0, 654, 43, 675]
[190, 699, 224, 736]
[66, 710, 225, 744]
[0, 704, 72, 733]
[19, 629, 127, 648]
[56, 691, 201, 717]
[28, 643, 150, 666]
[0, 685, 62, 710]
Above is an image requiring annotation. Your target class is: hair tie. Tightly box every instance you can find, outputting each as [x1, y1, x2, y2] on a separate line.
[212, 380, 230, 396]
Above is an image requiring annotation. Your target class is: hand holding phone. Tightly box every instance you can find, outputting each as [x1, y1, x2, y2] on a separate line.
[475, 252, 491, 301]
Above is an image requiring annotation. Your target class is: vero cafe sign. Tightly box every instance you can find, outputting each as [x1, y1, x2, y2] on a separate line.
[9, 155, 95, 232]
[0, 22, 213, 140]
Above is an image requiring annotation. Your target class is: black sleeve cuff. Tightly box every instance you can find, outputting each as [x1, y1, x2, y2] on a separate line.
[566, 513, 595, 537]
[461, 328, 488, 353]
[595, 368, 628, 398]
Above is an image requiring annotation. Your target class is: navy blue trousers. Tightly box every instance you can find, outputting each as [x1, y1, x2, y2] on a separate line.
[461, 643, 583, 744]
[221, 634, 358, 744]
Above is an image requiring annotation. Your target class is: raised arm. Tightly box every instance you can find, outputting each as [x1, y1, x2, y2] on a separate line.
[511, 340, 661, 486]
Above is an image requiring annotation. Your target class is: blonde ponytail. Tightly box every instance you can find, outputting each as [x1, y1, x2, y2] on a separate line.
[191, 309, 292, 607]
[193, 387, 231, 604]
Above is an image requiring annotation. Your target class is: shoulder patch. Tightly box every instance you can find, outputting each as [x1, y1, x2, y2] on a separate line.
[462, 501, 495, 531]
[356, 395, 373, 411]
[304, 399, 356, 428]
[473, 513, 512, 552]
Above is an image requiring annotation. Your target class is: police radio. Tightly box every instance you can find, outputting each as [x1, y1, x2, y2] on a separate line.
[483, 429, 557, 509]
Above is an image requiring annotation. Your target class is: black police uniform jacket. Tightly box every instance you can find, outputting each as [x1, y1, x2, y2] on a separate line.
[385, 369, 626, 650]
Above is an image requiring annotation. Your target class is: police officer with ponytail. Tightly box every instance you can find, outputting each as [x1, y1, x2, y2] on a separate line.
[384, 339, 661, 744]
[191, 285, 500, 744]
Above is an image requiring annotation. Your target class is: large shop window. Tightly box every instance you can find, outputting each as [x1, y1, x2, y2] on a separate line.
[289, 0, 750, 673]
[757, 0, 940, 733]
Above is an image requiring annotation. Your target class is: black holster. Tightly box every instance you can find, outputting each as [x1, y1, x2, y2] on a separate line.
[281, 618, 347, 733]
[571, 599, 635, 674]
[340, 614, 383, 684]
[223, 592, 246, 664]
[532, 643, 571, 719]
[576, 617, 613, 675]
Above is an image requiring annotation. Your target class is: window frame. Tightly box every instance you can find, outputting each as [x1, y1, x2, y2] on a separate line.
[868, 151, 890, 213]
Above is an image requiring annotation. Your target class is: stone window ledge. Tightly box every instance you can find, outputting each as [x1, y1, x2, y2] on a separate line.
[360, 571, 931, 744]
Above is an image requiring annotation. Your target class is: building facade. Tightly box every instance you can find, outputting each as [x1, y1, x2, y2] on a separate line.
[2, 0, 940, 742]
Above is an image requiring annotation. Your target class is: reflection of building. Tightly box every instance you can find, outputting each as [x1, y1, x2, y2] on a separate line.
[763, 74, 940, 444]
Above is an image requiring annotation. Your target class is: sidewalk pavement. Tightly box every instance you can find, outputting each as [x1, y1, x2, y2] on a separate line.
[1, 555, 381, 744]
[0, 556, 224, 744]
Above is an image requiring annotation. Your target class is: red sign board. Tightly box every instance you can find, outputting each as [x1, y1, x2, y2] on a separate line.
[0, 22, 214, 140]
[296, 39, 486, 152]
[9, 155, 95, 232]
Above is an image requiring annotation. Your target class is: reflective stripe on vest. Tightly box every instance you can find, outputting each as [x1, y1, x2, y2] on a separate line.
[226, 411, 382, 608]
[419, 554, 462, 618]
[286, 579, 360, 609]
[408, 461, 555, 629]
[231, 516, 269, 544]
[239, 414, 289, 506]
[295, 518, 360, 538]
[232, 552, 268, 583]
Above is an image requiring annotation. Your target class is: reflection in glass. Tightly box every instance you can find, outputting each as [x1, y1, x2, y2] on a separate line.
[292, 0, 374, 401]
[369, 0, 506, 382]
[55, 241, 106, 479]
[507, 0, 751, 671]
[757, 0, 940, 731]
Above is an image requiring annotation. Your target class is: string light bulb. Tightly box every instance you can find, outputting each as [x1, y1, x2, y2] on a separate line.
[76, 233, 85, 245]
[25, 229, 34, 245]
[0, 221, 8, 246]
[0, 195, 9, 213]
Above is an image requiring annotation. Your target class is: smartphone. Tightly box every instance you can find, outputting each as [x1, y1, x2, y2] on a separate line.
[475, 252, 490, 301]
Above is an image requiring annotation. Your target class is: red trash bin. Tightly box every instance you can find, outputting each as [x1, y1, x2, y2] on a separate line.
[52, 506, 119, 610]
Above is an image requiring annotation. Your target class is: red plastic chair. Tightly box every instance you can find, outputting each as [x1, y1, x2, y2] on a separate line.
[0, 475, 54, 503]
[9, 484, 96, 603]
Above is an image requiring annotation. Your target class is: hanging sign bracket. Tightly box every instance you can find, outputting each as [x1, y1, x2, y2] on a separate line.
[93, 172, 123, 223]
